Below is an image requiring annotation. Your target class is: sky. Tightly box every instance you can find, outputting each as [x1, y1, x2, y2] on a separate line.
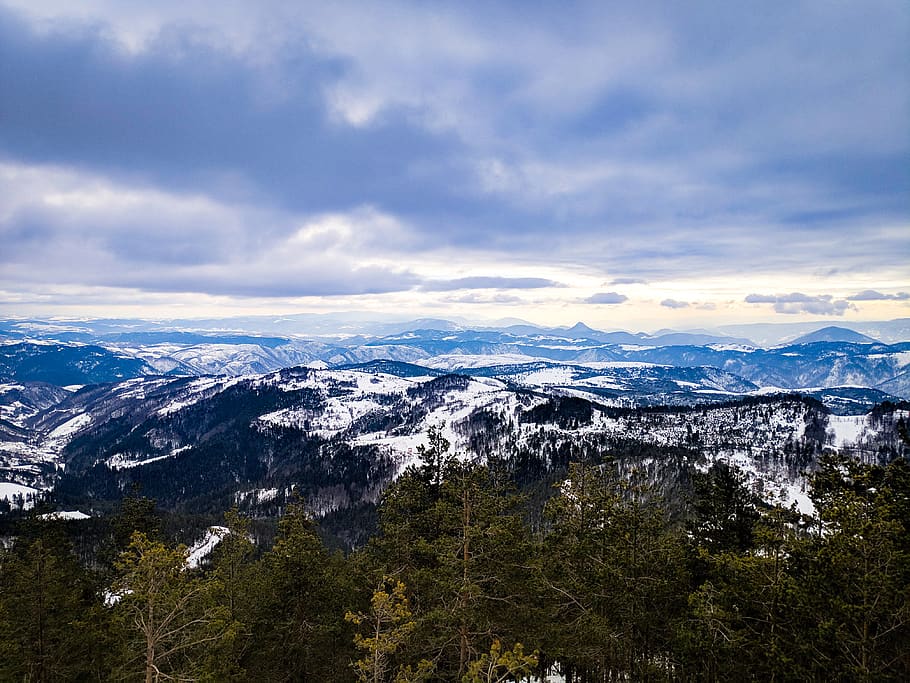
[0, 1, 908, 332]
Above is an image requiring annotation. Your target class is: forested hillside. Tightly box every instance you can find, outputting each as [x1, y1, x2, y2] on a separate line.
[1, 428, 908, 681]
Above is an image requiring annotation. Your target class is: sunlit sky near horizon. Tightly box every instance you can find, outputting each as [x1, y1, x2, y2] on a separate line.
[0, 1, 908, 332]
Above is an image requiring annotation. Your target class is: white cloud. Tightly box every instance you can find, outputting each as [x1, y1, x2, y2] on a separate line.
[847, 289, 910, 301]
[0, 162, 419, 298]
[585, 292, 628, 305]
[745, 293, 856, 316]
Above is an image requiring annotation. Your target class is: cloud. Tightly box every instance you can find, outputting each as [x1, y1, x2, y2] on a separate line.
[421, 277, 559, 292]
[846, 289, 910, 301]
[0, 2, 907, 318]
[0, 163, 422, 299]
[443, 293, 524, 305]
[660, 299, 689, 309]
[585, 292, 628, 305]
[0, 5, 460, 219]
[745, 293, 856, 316]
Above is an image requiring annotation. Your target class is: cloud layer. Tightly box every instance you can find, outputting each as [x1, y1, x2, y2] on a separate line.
[0, 1, 907, 324]
[745, 293, 855, 316]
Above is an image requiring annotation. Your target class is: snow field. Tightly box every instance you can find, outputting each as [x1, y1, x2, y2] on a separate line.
[0, 482, 39, 509]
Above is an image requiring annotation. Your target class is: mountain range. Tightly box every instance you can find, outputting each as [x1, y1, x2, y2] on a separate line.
[1, 317, 908, 534]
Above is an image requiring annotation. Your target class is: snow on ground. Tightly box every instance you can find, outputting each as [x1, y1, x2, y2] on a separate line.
[706, 343, 757, 352]
[580, 361, 665, 369]
[186, 526, 230, 569]
[517, 366, 576, 386]
[722, 451, 815, 516]
[258, 369, 420, 435]
[423, 353, 550, 370]
[576, 375, 625, 390]
[47, 413, 93, 441]
[38, 510, 90, 520]
[751, 385, 791, 394]
[156, 376, 243, 416]
[0, 482, 39, 509]
[260, 395, 388, 437]
[534, 343, 601, 350]
[826, 414, 868, 448]
[0, 400, 28, 424]
[108, 376, 153, 400]
[235, 487, 281, 506]
[353, 376, 520, 470]
[107, 446, 192, 470]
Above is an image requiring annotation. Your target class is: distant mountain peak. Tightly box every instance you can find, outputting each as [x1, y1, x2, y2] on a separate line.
[791, 326, 877, 345]
[565, 322, 601, 335]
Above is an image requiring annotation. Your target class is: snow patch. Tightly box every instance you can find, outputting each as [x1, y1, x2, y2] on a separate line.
[186, 526, 230, 569]
[0, 482, 39, 509]
[38, 510, 90, 521]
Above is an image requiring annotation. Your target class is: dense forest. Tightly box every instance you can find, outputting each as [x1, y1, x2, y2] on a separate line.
[1, 426, 908, 682]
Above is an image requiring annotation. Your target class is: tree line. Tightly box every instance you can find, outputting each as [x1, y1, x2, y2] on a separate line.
[1, 426, 908, 681]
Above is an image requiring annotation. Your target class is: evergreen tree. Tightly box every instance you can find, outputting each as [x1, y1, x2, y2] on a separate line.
[540, 463, 688, 680]
[0, 527, 101, 681]
[369, 431, 537, 678]
[684, 504, 806, 680]
[112, 531, 230, 682]
[689, 460, 761, 554]
[201, 507, 257, 680]
[802, 454, 910, 679]
[249, 500, 355, 681]
[345, 577, 430, 683]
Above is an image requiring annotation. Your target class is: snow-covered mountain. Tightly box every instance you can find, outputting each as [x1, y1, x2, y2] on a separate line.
[1, 364, 906, 520]
[3, 327, 910, 399]
[2, 317, 908, 518]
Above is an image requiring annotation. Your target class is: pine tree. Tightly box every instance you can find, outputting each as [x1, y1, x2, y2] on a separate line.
[462, 639, 538, 683]
[802, 454, 910, 679]
[345, 577, 429, 683]
[689, 460, 761, 554]
[201, 507, 257, 680]
[112, 531, 229, 682]
[369, 431, 536, 678]
[539, 463, 688, 680]
[0, 528, 100, 681]
[249, 501, 355, 680]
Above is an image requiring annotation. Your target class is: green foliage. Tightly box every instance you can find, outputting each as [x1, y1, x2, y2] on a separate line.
[463, 639, 538, 683]
[540, 463, 689, 679]
[802, 454, 910, 679]
[680, 454, 910, 680]
[689, 460, 761, 554]
[346, 578, 424, 683]
[684, 505, 807, 679]
[248, 500, 355, 680]
[1, 426, 908, 681]
[369, 431, 538, 678]
[0, 530, 102, 681]
[112, 531, 231, 682]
